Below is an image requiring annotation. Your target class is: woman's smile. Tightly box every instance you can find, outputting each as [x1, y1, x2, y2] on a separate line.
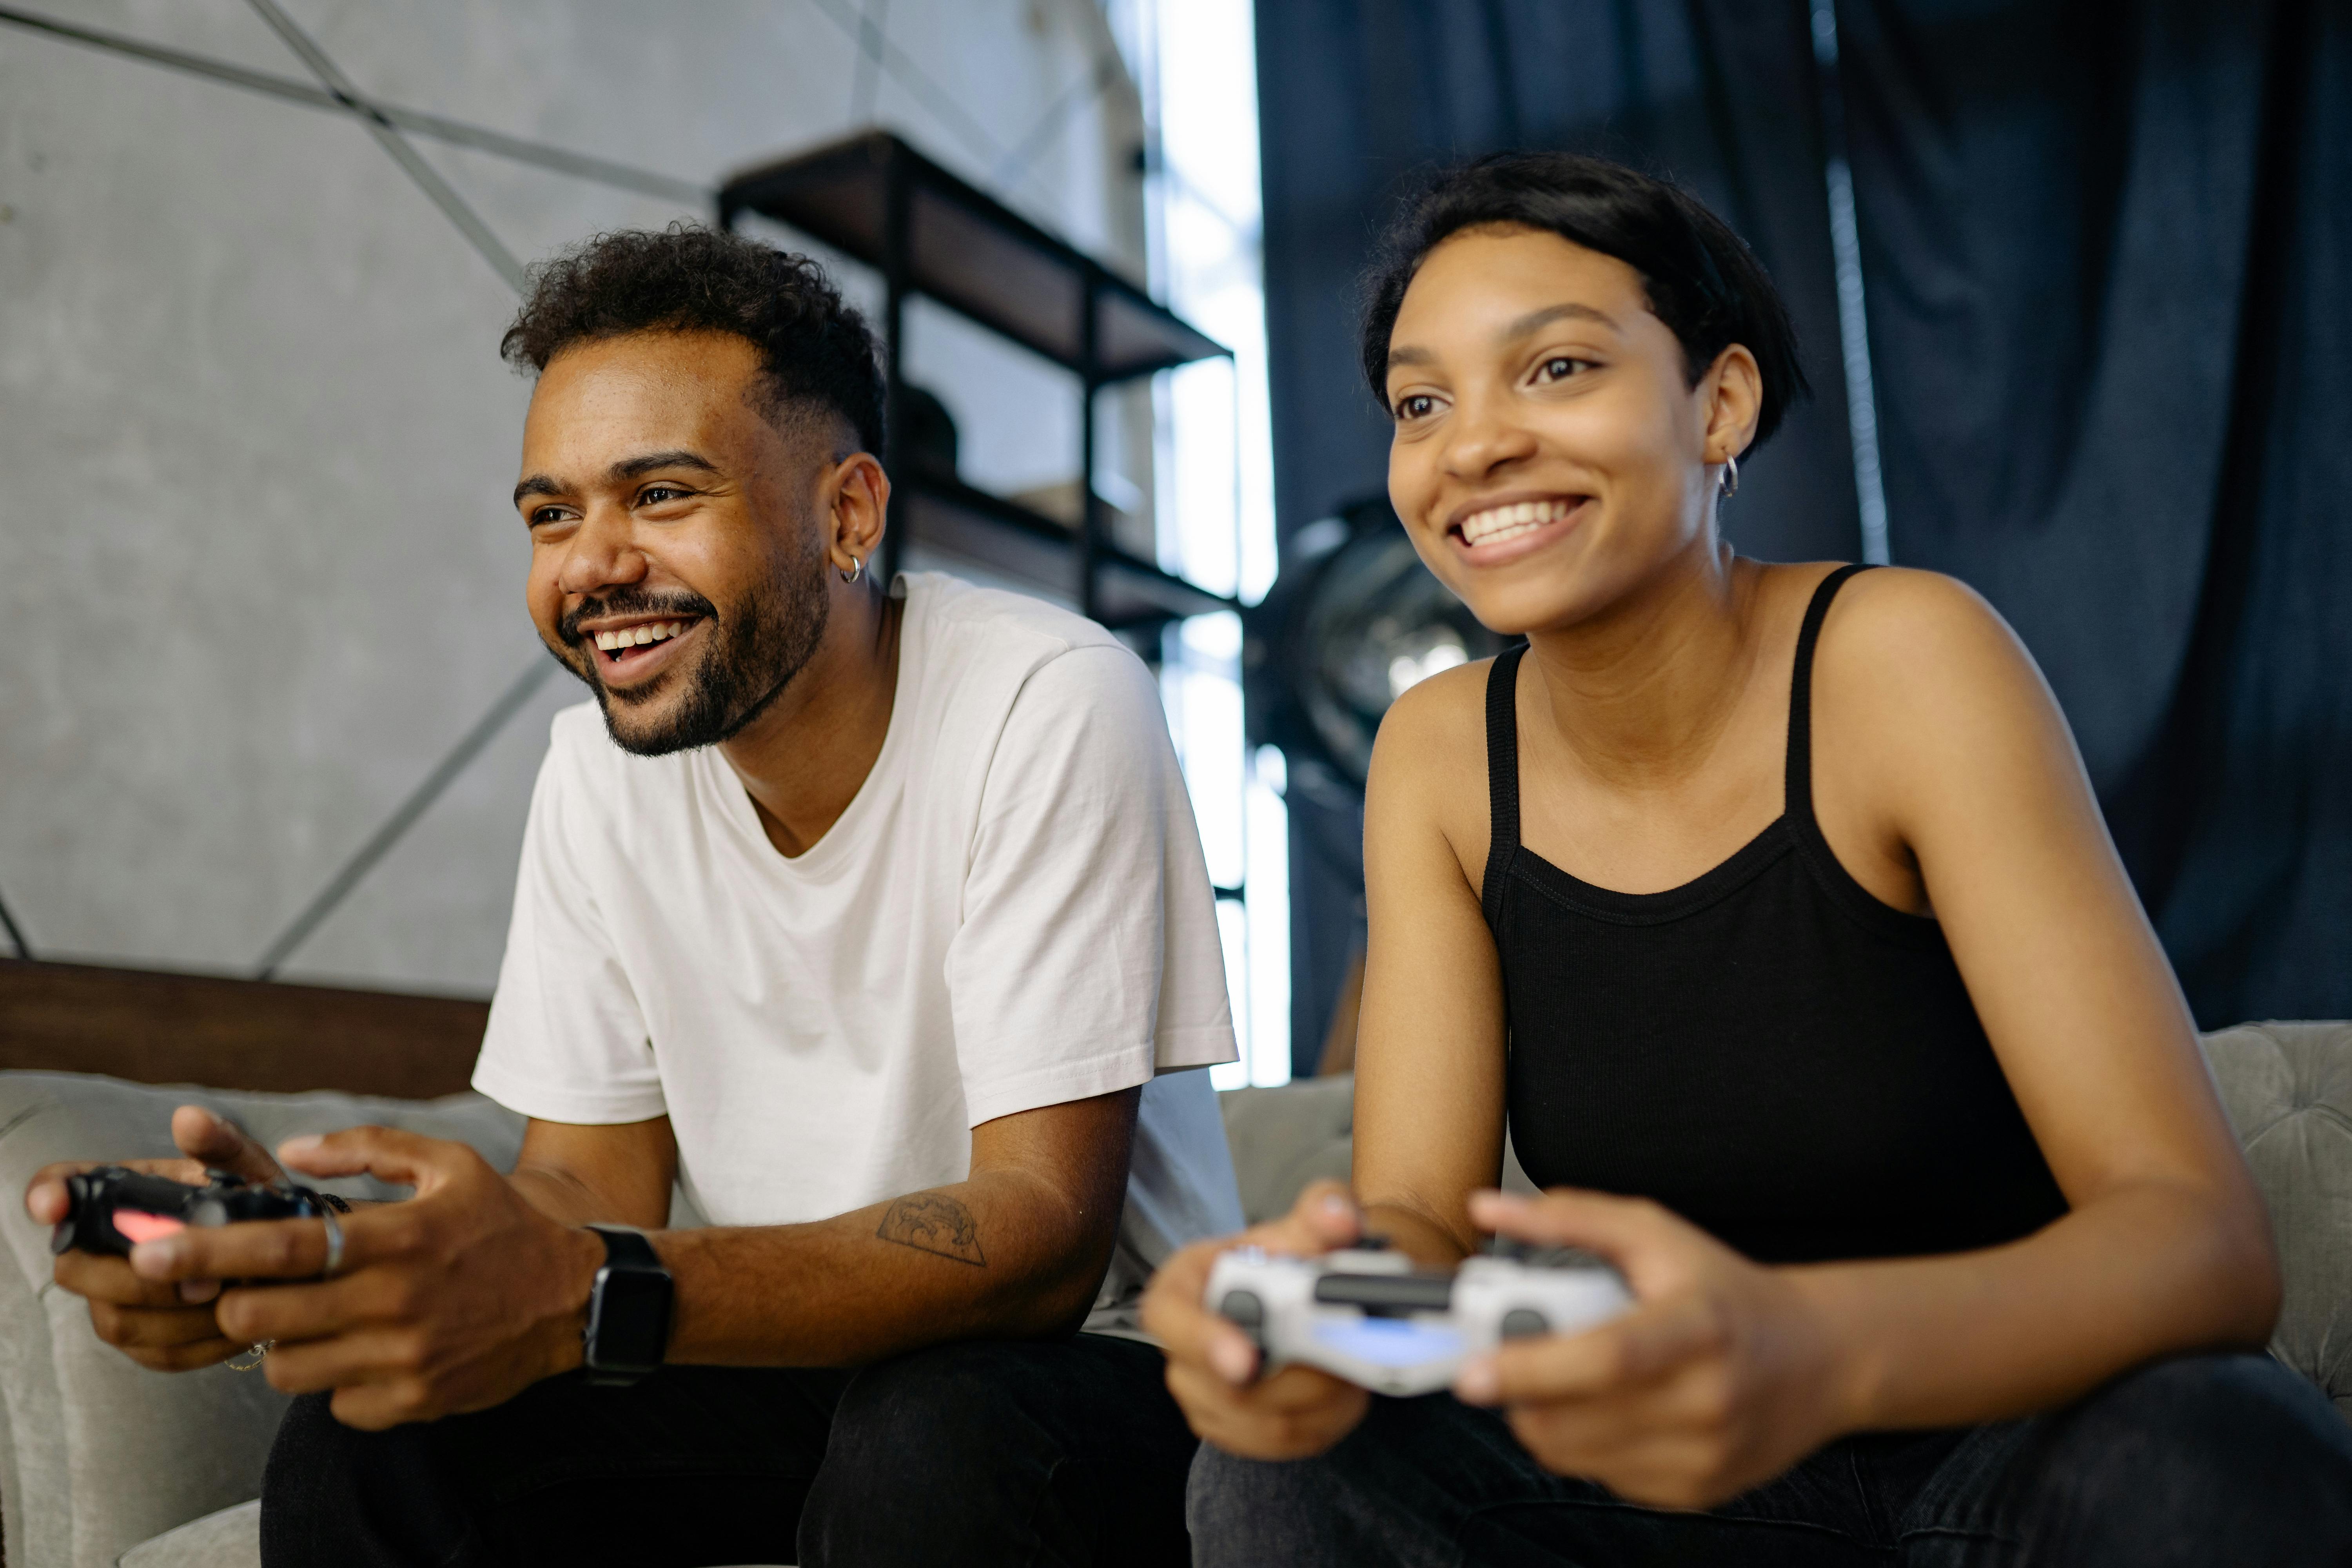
[1445, 492, 1595, 565]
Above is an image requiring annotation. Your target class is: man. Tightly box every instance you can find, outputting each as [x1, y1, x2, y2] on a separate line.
[25, 226, 1243, 1566]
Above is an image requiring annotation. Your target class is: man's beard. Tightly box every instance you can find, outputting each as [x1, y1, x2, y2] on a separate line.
[553, 541, 831, 758]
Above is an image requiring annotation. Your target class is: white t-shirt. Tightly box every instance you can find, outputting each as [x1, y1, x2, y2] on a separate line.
[473, 572, 1244, 1335]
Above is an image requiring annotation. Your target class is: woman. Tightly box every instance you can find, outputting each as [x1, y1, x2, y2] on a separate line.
[1142, 152, 2352, 1565]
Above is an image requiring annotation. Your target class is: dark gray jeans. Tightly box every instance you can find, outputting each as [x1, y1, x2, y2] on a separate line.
[261, 1333, 1196, 1568]
[1189, 1353, 2352, 1567]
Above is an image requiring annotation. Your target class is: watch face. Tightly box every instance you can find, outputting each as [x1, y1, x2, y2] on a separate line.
[586, 1262, 673, 1374]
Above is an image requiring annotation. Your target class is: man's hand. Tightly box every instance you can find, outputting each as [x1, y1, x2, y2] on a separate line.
[122, 1126, 606, 1431]
[1453, 1189, 1848, 1510]
[1139, 1179, 1374, 1461]
[24, 1106, 290, 1371]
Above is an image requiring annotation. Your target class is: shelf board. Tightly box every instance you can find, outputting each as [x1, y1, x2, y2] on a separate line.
[898, 474, 1235, 627]
[720, 131, 1228, 384]
[1094, 549, 1238, 628]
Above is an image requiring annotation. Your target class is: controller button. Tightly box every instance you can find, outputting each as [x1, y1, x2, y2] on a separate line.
[1501, 1308, 1550, 1339]
[1218, 1289, 1265, 1330]
[111, 1211, 188, 1245]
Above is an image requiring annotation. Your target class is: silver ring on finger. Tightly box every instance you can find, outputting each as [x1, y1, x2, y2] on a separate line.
[319, 1206, 346, 1279]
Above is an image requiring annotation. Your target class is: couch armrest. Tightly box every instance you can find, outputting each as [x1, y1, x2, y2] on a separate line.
[2201, 1022, 2352, 1423]
[0, 1071, 523, 1568]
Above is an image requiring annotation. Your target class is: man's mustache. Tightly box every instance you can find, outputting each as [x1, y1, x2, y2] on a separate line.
[556, 588, 719, 647]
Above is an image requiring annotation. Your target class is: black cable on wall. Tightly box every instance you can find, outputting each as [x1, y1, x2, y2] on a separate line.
[0, 885, 31, 961]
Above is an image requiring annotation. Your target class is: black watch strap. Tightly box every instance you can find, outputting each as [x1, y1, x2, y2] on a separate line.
[581, 1225, 673, 1387]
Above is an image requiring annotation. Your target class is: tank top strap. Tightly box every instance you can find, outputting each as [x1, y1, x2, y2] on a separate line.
[1481, 644, 1530, 929]
[1785, 564, 1878, 824]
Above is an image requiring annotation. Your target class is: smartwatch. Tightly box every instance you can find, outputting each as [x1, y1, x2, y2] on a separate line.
[581, 1225, 674, 1386]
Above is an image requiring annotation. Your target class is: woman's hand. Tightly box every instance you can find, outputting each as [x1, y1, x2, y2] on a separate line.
[23, 1106, 292, 1371]
[1455, 1189, 1852, 1510]
[1139, 1179, 1374, 1460]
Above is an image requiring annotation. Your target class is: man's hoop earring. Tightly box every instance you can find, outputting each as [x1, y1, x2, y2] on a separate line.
[839, 555, 864, 586]
[1720, 455, 1740, 499]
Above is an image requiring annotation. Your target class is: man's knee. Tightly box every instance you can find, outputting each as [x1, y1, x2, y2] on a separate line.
[261, 1392, 461, 1568]
[820, 1341, 1047, 1488]
[261, 1392, 358, 1529]
[799, 1350, 1018, 1566]
[802, 1339, 1189, 1567]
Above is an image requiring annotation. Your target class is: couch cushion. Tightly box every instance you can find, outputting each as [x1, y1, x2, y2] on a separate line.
[116, 1497, 259, 1568]
[2201, 1022, 2352, 1420]
[1217, 1075, 1355, 1225]
[0, 1072, 524, 1568]
[112, 1499, 795, 1568]
[1215, 1074, 1539, 1225]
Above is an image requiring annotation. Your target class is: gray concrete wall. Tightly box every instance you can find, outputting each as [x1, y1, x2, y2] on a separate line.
[0, 0, 1149, 995]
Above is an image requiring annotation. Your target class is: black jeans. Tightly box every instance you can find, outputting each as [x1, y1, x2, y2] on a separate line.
[260, 1333, 1196, 1568]
[1188, 1352, 2352, 1566]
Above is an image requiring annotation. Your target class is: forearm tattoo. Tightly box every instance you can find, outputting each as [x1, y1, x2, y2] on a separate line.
[875, 1193, 988, 1266]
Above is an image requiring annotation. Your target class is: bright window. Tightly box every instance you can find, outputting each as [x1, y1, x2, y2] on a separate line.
[1108, 0, 1287, 1087]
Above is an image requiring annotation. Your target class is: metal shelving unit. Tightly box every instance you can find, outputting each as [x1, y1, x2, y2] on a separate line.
[719, 131, 1237, 630]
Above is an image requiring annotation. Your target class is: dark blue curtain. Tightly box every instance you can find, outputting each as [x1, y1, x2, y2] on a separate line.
[1256, 0, 2351, 1057]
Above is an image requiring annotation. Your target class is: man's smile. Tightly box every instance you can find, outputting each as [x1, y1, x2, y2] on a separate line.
[575, 614, 707, 687]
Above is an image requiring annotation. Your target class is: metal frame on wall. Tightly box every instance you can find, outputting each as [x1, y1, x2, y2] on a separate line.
[720, 130, 1240, 633]
[0, 2, 1165, 975]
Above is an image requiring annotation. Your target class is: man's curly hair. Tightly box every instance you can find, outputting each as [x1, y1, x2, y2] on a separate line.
[501, 224, 886, 456]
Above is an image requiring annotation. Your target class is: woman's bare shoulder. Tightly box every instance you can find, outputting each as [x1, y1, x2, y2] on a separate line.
[1368, 655, 1496, 794]
[1804, 564, 2081, 826]
[1828, 562, 2007, 633]
[1364, 654, 1499, 882]
[1812, 566, 2044, 711]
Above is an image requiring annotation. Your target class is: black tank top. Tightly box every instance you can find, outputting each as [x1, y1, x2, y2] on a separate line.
[1485, 566, 2067, 1264]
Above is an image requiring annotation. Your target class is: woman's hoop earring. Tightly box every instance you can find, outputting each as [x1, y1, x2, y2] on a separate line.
[839, 555, 864, 586]
[1719, 455, 1740, 499]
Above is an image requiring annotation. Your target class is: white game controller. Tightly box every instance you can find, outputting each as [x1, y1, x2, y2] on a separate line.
[1205, 1240, 1634, 1397]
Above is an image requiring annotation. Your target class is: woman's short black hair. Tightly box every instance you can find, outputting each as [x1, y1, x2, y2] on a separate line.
[502, 224, 886, 456]
[1359, 152, 1809, 448]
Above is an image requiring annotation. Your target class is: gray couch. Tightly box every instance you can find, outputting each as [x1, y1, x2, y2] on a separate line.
[4, 1022, 2347, 1567]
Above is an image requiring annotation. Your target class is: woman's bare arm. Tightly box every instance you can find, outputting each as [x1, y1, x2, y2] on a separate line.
[1789, 568, 2276, 1428]
[1351, 659, 1514, 1267]
[1464, 569, 2279, 1508]
[1134, 664, 1511, 1463]
[1436, 570, 2276, 1508]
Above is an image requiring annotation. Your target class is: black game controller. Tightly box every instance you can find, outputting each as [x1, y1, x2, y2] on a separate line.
[50, 1166, 345, 1259]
